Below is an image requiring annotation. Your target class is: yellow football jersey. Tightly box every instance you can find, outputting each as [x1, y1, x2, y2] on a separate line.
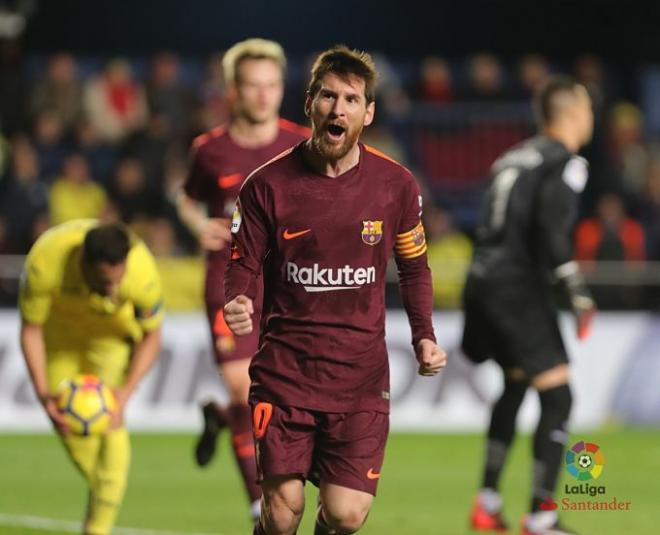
[19, 219, 164, 347]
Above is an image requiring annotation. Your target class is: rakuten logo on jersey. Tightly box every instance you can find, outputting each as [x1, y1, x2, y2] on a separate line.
[286, 262, 376, 292]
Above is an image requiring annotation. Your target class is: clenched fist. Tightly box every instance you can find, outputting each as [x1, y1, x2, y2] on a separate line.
[416, 339, 447, 377]
[223, 295, 254, 336]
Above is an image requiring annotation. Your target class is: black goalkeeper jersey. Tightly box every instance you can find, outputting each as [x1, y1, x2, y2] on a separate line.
[470, 135, 589, 288]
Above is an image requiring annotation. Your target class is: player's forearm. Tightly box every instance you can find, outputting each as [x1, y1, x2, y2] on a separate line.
[122, 328, 161, 400]
[19, 322, 50, 400]
[176, 192, 207, 238]
[397, 255, 436, 346]
[555, 261, 595, 313]
[225, 262, 259, 302]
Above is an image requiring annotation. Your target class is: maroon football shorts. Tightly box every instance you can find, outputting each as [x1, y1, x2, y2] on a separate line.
[205, 300, 260, 365]
[251, 402, 389, 495]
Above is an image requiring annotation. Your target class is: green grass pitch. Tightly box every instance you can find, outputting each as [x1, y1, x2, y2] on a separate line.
[0, 429, 658, 534]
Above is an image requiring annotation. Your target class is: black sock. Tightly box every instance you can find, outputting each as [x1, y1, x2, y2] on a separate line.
[253, 518, 267, 535]
[531, 383, 572, 512]
[482, 379, 527, 490]
[314, 508, 338, 535]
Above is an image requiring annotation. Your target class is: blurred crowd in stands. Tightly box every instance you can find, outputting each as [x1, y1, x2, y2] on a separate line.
[1, 39, 659, 309]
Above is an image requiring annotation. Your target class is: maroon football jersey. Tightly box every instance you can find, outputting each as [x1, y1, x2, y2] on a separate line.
[184, 118, 309, 303]
[226, 142, 436, 413]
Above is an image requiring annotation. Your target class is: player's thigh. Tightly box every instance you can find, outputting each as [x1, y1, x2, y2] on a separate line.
[220, 358, 251, 404]
[315, 411, 389, 496]
[462, 280, 498, 364]
[488, 291, 567, 377]
[531, 362, 570, 391]
[252, 403, 317, 483]
[261, 475, 305, 520]
[84, 338, 132, 389]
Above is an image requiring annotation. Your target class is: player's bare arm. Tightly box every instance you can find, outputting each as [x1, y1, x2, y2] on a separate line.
[111, 327, 162, 429]
[224, 295, 254, 336]
[20, 321, 70, 434]
[176, 192, 232, 251]
[416, 338, 448, 377]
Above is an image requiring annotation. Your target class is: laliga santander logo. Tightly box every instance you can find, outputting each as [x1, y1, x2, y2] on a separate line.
[565, 441, 604, 481]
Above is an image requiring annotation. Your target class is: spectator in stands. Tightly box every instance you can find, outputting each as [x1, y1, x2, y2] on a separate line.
[0, 217, 9, 254]
[462, 53, 507, 101]
[0, 137, 49, 252]
[575, 54, 609, 114]
[32, 110, 71, 181]
[49, 153, 107, 225]
[517, 54, 550, 97]
[75, 118, 118, 186]
[372, 52, 411, 116]
[0, 39, 28, 135]
[146, 52, 195, 139]
[418, 56, 453, 103]
[197, 52, 230, 131]
[30, 53, 82, 135]
[424, 205, 473, 308]
[107, 157, 161, 224]
[639, 158, 660, 261]
[361, 124, 409, 166]
[123, 112, 173, 195]
[608, 102, 649, 196]
[142, 217, 179, 257]
[575, 193, 646, 264]
[83, 59, 148, 143]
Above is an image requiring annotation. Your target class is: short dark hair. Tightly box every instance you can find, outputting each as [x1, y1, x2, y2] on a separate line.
[533, 75, 584, 128]
[83, 224, 130, 265]
[307, 45, 378, 104]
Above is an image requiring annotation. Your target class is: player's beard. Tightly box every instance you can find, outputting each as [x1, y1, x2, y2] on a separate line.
[312, 122, 363, 161]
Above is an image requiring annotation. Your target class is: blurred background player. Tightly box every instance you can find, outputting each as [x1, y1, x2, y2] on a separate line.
[462, 77, 596, 535]
[224, 45, 447, 535]
[176, 38, 308, 521]
[18, 219, 163, 535]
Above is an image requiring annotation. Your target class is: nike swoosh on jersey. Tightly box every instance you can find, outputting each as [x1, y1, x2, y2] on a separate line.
[217, 173, 243, 189]
[283, 229, 311, 240]
[366, 468, 381, 480]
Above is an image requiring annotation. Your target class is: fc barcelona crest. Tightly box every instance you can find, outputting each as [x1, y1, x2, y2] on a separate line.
[362, 220, 383, 245]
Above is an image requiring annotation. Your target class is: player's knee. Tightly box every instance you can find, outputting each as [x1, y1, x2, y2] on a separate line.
[322, 500, 371, 533]
[539, 383, 572, 416]
[537, 383, 572, 444]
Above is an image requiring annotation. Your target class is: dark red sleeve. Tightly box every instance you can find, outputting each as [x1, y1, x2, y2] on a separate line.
[224, 176, 271, 302]
[183, 144, 211, 201]
[394, 175, 436, 347]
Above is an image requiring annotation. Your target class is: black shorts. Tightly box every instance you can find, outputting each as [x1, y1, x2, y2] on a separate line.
[461, 274, 567, 378]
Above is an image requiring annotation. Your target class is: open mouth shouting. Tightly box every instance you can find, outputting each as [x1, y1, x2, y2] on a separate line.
[325, 123, 347, 143]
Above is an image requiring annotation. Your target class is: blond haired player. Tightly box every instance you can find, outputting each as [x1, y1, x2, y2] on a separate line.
[19, 219, 163, 535]
[177, 38, 308, 521]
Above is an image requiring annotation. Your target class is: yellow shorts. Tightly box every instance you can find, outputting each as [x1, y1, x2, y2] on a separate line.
[46, 337, 132, 392]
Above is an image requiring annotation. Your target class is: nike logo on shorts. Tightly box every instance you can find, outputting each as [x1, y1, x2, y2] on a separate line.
[366, 468, 381, 480]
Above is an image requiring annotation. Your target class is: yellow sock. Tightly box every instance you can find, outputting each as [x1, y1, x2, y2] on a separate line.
[85, 427, 131, 535]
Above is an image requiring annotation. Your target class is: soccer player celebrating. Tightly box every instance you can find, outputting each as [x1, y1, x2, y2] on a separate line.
[177, 38, 308, 521]
[224, 45, 447, 535]
[463, 77, 595, 535]
[19, 220, 163, 535]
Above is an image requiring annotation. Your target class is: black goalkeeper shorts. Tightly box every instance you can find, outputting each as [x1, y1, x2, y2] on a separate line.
[461, 274, 568, 378]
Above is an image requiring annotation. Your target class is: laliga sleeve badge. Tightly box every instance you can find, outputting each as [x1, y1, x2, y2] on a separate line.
[231, 203, 242, 234]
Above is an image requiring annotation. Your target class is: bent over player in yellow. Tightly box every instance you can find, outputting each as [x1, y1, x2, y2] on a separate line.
[19, 219, 164, 534]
